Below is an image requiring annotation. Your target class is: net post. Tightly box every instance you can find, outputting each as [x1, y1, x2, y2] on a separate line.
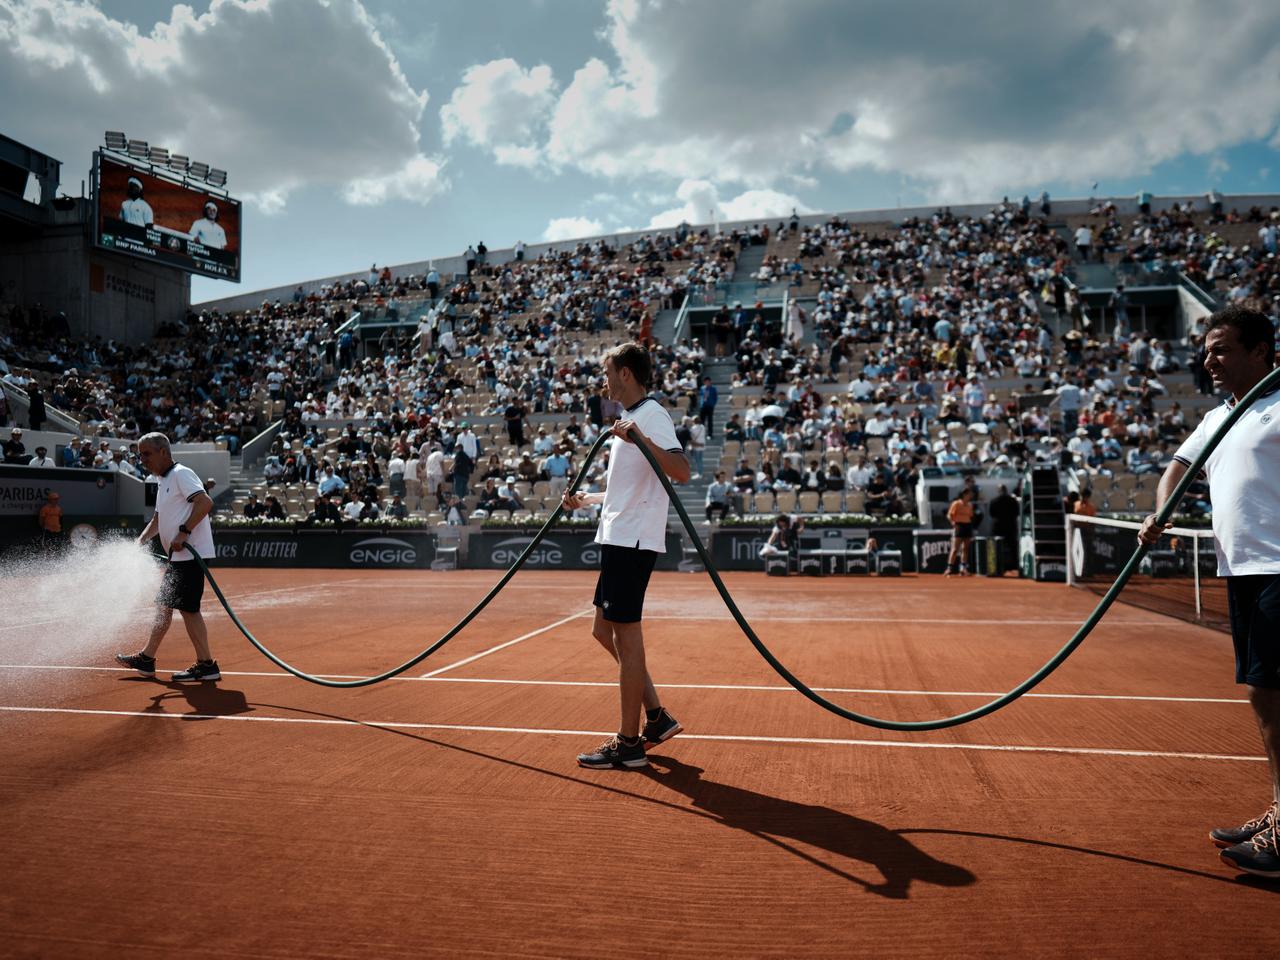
[1193, 532, 1202, 621]
[1065, 513, 1075, 588]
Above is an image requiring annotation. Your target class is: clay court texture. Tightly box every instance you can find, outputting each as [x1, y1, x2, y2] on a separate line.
[2, 569, 1278, 959]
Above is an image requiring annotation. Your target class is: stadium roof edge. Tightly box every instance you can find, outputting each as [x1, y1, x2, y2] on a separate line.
[193, 191, 1280, 314]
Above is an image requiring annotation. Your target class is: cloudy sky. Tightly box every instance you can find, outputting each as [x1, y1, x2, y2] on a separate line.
[4, 0, 1280, 303]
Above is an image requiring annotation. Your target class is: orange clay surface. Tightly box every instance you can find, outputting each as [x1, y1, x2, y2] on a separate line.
[1, 570, 1278, 959]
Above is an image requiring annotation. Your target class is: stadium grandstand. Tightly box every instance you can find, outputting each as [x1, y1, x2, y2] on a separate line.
[6, 162, 1279, 575]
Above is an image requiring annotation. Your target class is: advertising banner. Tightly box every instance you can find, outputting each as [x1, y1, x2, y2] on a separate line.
[95, 153, 241, 282]
[706, 526, 919, 571]
[0, 466, 117, 516]
[213, 528, 437, 568]
[467, 530, 682, 571]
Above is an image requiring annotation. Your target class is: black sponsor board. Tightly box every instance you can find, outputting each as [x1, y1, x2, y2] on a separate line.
[707, 526, 920, 571]
[0, 465, 117, 517]
[214, 528, 437, 568]
[468, 530, 682, 570]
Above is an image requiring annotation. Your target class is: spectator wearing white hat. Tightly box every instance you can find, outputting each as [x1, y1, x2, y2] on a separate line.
[3, 427, 27, 464]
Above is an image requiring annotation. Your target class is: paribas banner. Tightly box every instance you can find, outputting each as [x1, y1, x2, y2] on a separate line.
[0, 466, 117, 516]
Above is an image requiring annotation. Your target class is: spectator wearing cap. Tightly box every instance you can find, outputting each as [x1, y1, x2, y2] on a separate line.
[3, 427, 27, 464]
[37, 490, 62, 550]
[61, 436, 83, 468]
[497, 475, 524, 514]
[243, 493, 265, 518]
[29, 445, 55, 469]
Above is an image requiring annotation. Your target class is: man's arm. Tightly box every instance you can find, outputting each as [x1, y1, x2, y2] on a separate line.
[137, 512, 159, 546]
[613, 420, 691, 483]
[1136, 459, 1189, 545]
[172, 492, 214, 550]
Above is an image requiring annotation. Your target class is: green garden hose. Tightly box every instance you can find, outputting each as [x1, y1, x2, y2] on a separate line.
[189, 366, 1280, 727]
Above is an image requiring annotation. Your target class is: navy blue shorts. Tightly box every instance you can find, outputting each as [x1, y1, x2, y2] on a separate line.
[157, 560, 205, 614]
[593, 544, 658, 623]
[1227, 574, 1280, 689]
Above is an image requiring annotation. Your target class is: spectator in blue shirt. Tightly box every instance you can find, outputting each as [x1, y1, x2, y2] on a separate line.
[698, 377, 718, 437]
[318, 466, 346, 497]
[544, 445, 573, 497]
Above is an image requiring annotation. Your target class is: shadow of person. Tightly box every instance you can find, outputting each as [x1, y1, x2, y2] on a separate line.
[119, 676, 252, 720]
[643, 754, 974, 899]
[899, 827, 1280, 894]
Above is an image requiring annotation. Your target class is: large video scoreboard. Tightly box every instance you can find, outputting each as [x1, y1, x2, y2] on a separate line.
[94, 152, 241, 282]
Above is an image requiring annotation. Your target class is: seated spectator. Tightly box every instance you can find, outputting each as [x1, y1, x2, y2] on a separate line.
[759, 514, 803, 559]
[496, 475, 525, 513]
[359, 495, 381, 520]
[263, 495, 287, 520]
[864, 474, 901, 515]
[262, 455, 284, 485]
[242, 493, 265, 519]
[4, 427, 28, 464]
[477, 477, 504, 513]
[305, 495, 340, 525]
[318, 466, 346, 497]
[705, 470, 734, 522]
[386, 494, 408, 519]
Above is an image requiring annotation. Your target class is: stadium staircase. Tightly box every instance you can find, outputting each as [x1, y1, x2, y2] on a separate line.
[730, 242, 768, 286]
[651, 305, 683, 345]
[669, 355, 735, 570]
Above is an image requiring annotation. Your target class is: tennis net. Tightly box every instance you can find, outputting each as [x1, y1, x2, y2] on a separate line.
[1065, 514, 1228, 632]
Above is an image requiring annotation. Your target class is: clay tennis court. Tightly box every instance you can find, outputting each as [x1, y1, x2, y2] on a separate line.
[1, 569, 1278, 958]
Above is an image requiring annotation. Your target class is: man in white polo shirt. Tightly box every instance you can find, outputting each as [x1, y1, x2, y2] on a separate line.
[115, 432, 220, 683]
[563, 343, 690, 769]
[1139, 305, 1280, 878]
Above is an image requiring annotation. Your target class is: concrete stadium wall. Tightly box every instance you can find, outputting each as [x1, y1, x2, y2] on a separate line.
[0, 199, 191, 344]
[194, 192, 1280, 315]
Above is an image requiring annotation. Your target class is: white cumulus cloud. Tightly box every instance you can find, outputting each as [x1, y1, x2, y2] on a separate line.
[0, 0, 446, 211]
[440, 58, 556, 167]
[455, 0, 1280, 201]
[648, 180, 811, 229]
[543, 215, 604, 242]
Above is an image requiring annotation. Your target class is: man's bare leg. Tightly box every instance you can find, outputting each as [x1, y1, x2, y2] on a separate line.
[610, 620, 653, 739]
[142, 607, 174, 658]
[179, 610, 212, 662]
[592, 609, 660, 729]
[1248, 687, 1280, 803]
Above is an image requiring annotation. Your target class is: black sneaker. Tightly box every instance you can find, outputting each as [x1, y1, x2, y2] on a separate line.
[115, 652, 156, 678]
[642, 708, 683, 747]
[1210, 804, 1275, 849]
[1219, 820, 1280, 878]
[577, 735, 648, 770]
[171, 660, 221, 682]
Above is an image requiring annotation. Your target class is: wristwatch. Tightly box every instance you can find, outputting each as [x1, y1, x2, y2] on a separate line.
[179, 524, 192, 534]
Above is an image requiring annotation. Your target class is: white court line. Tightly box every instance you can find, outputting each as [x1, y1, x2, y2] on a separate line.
[0, 664, 1249, 705]
[0, 705, 1263, 763]
[640, 615, 1192, 626]
[417, 610, 593, 678]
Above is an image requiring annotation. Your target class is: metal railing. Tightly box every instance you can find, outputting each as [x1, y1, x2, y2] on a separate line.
[0, 380, 82, 434]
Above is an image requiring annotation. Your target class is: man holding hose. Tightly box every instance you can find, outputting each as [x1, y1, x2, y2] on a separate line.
[1138, 305, 1280, 878]
[115, 432, 221, 683]
[563, 343, 690, 769]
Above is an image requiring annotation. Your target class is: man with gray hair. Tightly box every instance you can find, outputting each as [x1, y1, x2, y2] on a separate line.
[115, 432, 221, 682]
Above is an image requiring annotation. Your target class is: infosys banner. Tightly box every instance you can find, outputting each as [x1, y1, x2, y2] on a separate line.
[213, 529, 436, 568]
[706, 526, 919, 571]
[467, 530, 682, 571]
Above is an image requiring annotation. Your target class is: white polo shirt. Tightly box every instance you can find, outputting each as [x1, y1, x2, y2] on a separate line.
[597, 397, 681, 552]
[1174, 388, 1280, 576]
[152, 462, 215, 563]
